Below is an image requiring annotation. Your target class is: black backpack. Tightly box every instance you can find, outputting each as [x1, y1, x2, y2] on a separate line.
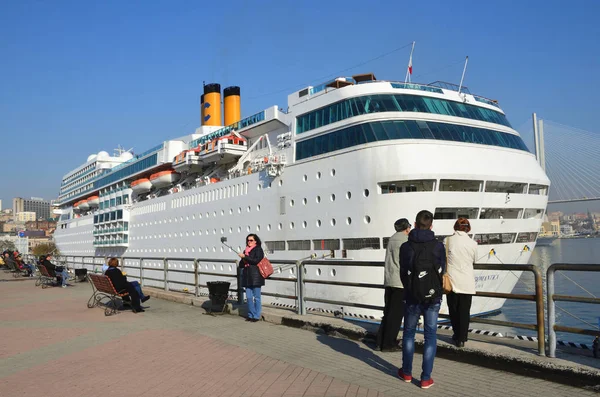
[407, 240, 443, 303]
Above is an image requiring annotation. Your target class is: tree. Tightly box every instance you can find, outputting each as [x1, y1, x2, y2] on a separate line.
[0, 239, 16, 252]
[31, 242, 61, 257]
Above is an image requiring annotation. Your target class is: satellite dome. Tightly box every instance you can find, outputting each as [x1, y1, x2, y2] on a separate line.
[97, 151, 109, 160]
[120, 151, 134, 161]
[87, 154, 97, 162]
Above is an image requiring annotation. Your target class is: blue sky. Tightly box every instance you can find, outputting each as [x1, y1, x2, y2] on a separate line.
[0, 0, 598, 211]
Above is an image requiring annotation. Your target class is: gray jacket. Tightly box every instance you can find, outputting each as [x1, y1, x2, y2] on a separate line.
[383, 231, 408, 288]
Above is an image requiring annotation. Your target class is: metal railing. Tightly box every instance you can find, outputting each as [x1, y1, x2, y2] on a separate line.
[33, 254, 545, 355]
[547, 263, 600, 358]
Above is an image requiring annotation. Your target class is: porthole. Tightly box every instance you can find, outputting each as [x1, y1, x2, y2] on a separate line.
[278, 179, 283, 187]
[331, 219, 336, 226]
[180, 216, 184, 222]
[247, 206, 251, 213]
[330, 194, 336, 202]
[221, 210, 224, 216]
[303, 174, 308, 182]
[364, 189, 370, 197]
[317, 268, 322, 276]
[174, 218, 178, 223]
[229, 208, 233, 215]
[278, 223, 283, 230]
[316, 196, 321, 203]
[212, 247, 216, 252]
[290, 222, 295, 229]
[246, 225, 251, 232]
[331, 269, 337, 277]
[256, 225, 261, 231]
[198, 230, 202, 236]
[238, 207, 242, 214]
[302, 221, 307, 228]
[229, 227, 233, 233]
[257, 184, 262, 191]
[198, 213, 202, 219]
[213, 211, 217, 217]
[220, 228, 224, 234]
[206, 212, 210, 218]
[237, 226, 242, 233]
[364, 215, 371, 224]
[331, 169, 336, 177]
[316, 172, 321, 179]
[302, 198, 307, 205]
[290, 199, 295, 207]
[346, 217, 352, 225]
[316, 220, 322, 227]
[256, 204, 261, 211]
[267, 224, 272, 231]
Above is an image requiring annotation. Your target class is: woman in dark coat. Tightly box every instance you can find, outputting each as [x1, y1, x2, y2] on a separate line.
[238, 233, 265, 322]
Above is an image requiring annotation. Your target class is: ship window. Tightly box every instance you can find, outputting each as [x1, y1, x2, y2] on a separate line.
[516, 232, 538, 243]
[110, 198, 116, 207]
[117, 210, 123, 220]
[528, 184, 548, 196]
[479, 208, 522, 219]
[523, 208, 544, 219]
[439, 179, 482, 192]
[265, 240, 285, 252]
[380, 179, 435, 193]
[485, 181, 527, 194]
[312, 239, 340, 250]
[295, 120, 528, 161]
[288, 240, 311, 250]
[296, 93, 512, 134]
[434, 207, 479, 220]
[342, 237, 380, 250]
[116, 196, 122, 205]
[474, 233, 516, 244]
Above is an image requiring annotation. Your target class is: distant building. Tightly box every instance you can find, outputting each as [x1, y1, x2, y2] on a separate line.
[13, 197, 51, 220]
[541, 220, 560, 236]
[15, 212, 36, 222]
[560, 224, 574, 236]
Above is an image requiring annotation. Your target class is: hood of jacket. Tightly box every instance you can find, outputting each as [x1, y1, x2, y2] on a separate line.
[408, 228, 436, 243]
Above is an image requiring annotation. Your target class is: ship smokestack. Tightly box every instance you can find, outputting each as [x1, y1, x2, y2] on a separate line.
[203, 83, 222, 126]
[223, 86, 241, 126]
[200, 94, 205, 125]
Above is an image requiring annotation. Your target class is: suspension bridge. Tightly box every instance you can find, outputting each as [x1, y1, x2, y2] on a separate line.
[518, 116, 600, 204]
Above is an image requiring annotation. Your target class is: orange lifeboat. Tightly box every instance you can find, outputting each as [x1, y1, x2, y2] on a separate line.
[149, 170, 180, 189]
[131, 178, 152, 194]
[78, 199, 90, 211]
[87, 196, 100, 208]
[73, 201, 81, 212]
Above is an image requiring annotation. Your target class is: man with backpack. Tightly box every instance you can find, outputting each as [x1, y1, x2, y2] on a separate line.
[398, 210, 446, 389]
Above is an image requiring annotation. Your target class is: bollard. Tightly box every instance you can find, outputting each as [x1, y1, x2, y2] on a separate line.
[297, 261, 306, 315]
[237, 266, 244, 305]
[194, 259, 199, 297]
[163, 258, 169, 292]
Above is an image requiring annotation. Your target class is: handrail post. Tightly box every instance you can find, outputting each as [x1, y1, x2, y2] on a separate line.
[547, 265, 557, 358]
[163, 258, 169, 292]
[237, 264, 244, 305]
[297, 260, 306, 315]
[140, 258, 144, 287]
[193, 259, 199, 297]
[532, 266, 546, 356]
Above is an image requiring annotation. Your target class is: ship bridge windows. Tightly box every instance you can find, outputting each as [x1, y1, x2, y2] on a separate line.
[479, 208, 522, 219]
[380, 179, 436, 194]
[474, 233, 516, 245]
[485, 181, 527, 194]
[265, 240, 285, 253]
[439, 179, 483, 192]
[296, 93, 512, 134]
[434, 207, 479, 220]
[516, 232, 538, 243]
[313, 239, 341, 250]
[342, 237, 380, 250]
[523, 208, 545, 219]
[288, 240, 311, 250]
[528, 184, 549, 195]
[295, 120, 528, 161]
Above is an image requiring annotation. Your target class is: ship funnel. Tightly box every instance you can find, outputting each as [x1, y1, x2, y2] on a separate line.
[200, 94, 205, 125]
[224, 86, 241, 126]
[203, 83, 222, 126]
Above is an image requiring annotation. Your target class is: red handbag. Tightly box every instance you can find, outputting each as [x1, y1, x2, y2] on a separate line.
[257, 257, 273, 278]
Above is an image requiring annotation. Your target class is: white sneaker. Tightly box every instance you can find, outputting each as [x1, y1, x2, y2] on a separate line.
[62, 285, 67, 288]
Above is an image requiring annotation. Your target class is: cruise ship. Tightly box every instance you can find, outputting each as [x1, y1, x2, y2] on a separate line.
[53, 74, 550, 319]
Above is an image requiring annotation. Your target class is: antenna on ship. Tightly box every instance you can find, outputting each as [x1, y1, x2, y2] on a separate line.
[458, 56, 469, 95]
[113, 145, 132, 157]
[404, 41, 415, 83]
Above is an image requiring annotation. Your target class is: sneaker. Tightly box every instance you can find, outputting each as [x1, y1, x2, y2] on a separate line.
[62, 285, 67, 288]
[420, 378, 434, 389]
[397, 369, 412, 383]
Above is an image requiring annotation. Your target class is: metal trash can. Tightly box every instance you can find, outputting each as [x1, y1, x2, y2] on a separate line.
[206, 281, 231, 313]
[75, 268, 88, 282]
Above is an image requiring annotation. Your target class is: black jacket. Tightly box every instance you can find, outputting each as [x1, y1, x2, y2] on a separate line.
[105, 267, 130, 293]
[239, 246, 265, 287]
[42, 259, 57, 277]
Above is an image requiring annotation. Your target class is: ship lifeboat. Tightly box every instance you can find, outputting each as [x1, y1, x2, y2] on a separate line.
[131, 178, 152, 194]
[87, 196, 100, 208]
[73, 201, 81, 213]
[149, 170, 180, 189]
[78, 199, 90, 211]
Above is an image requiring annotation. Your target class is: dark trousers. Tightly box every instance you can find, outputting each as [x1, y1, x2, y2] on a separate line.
[447, 292, 473, 343]
[124, 283, 142, 310]
[377, 287, 405, 349]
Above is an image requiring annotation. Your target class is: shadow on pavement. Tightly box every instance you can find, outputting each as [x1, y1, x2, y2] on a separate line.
[316, 334, 398, 378]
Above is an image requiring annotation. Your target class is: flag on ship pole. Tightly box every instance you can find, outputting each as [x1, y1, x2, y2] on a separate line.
[404, 41, 415, 83]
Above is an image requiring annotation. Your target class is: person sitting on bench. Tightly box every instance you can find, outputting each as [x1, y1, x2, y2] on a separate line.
[41, 254, 69, 288]
[103, 260, 149, 304]
[104, 258, 146, 313]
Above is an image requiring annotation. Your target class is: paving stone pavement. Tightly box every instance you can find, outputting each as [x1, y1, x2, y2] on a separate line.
[0, 279, 596, 397]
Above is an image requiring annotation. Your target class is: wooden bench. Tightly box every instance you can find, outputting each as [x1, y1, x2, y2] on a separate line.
[36, 264, 62, 288]
[87, 273, 130, 316]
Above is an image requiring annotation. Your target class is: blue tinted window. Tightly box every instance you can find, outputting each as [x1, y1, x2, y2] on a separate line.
[296, 94, 512, 134]
[295, 120, 528, 160]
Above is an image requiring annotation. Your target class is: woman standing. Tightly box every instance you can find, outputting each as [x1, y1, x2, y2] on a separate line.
[444, 218, 477, 347]
[238, 233, 265, 322]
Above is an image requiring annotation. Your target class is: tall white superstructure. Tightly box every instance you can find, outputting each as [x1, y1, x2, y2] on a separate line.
[53, 74, 550, 319]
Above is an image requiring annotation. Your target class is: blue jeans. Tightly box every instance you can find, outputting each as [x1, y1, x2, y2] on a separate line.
[130, 281, 146, 299]
[245, 287, 262, 319]
[57, 269, 69, 286]
[401, 302, 441, 381]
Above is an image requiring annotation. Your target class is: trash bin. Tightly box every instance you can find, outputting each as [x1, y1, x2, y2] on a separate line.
[206, 281, 230, 312]
[75, 268, 88, 282]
